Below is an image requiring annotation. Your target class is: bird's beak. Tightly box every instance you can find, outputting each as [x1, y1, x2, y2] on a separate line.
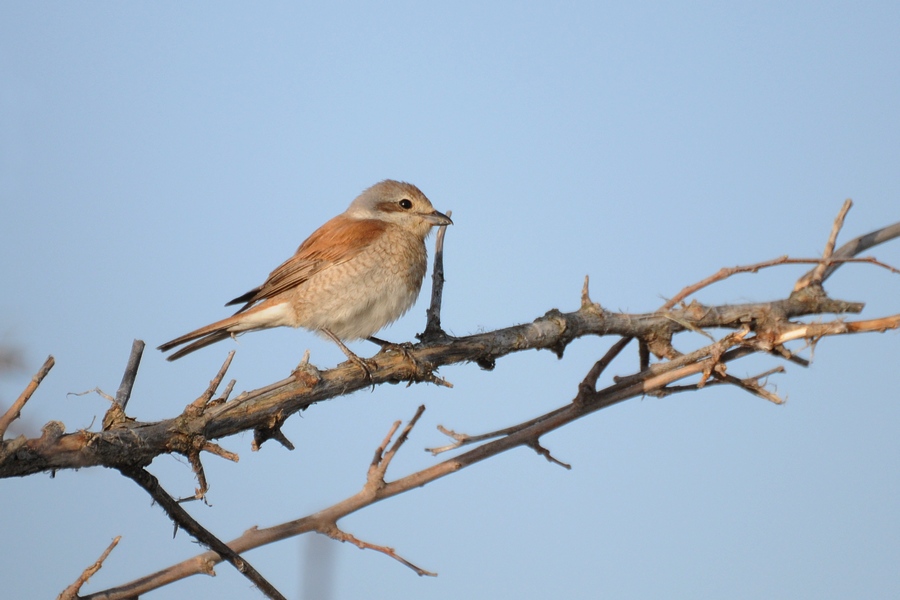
[425, 209, 453, 226]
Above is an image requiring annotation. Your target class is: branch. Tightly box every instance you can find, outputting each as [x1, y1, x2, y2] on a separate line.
[118, 466, 287, 600]
[57, 536, 121, 600]
[797, 212, 900, 288]
[84, 304, 900, 598]
[795, 199, 853, 291]
[87, 407, 436, 598]
[115, 340, 144, 410]
[322, 526, 437, 577]
[7, 213, 900, 598]
[0, 272, 884, 478]
[0, 355, 54, 439]
[103, 342, 144, 430]
[421, 210, 452, 341]
[191, 350, 236, 410]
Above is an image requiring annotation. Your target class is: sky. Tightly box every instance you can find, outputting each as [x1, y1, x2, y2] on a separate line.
[1, 2, 899, 599]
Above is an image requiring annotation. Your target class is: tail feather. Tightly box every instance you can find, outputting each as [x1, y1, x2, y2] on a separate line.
[158, 313, 245, 361]
[226, 286, 261, 310]
[158, 299, 291, 360]
[164, 330, 234, 361]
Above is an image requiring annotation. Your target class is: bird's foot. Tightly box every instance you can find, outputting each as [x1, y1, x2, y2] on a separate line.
[367, 336, 417, 362]
[322, 329, 374, 384]
[366, 336, 443, 385]
[344, 350, 374, 383]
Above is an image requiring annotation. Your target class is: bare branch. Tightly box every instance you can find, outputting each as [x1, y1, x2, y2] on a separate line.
[580, 336, 633, 394]
[653, 366, 786, 404]
[527, 440, 572, 469]
[795, 199, 853, 291]
[323, 525, 437, 577]
[658, 254, 899, 313]
[11, 214, 900, 598]
[57, 536, 121, 600]
[191, 350, 236, 411]
[114, 340, 144, 410]
[0, 355, 54, 440]
[427, 406, 570, 456]
[103, 341, 144, 430]
[775, 314, 900, 344]
[118, 466, 287, 600]
[381, 405, 425, 469]
[84, 305, 900, 598]
[0, 286, 874, 479]
[799, 219, 900, 287]
[715, 369, 786, 405]
[421, 210, 453, 341]
[371, 420, 402, 470]
[663, 256, 793, 311]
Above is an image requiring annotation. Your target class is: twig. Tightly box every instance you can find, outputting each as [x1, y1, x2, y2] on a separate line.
[580, 336, 633, 394]
[715, 369, 786, 404]
[770, 346, 810, 367]
[191, 350, 235, 410]
[215, 379, 237, 403]
[370, 406, 425, 482]
[800, 220, 900, 286]
[775, 313, 900, 343]
[422, 210, 452, 341]
[654, 366, 786, 404]
[824, 201, 853, 256]
[661, 256, 792, 311]
[527, 440, 572, 469]
[426, 406, 570, 456]
[795, 199, 853, 291]
[323, 526, 437, 577]
[118, 466, 287, 600]
[0, 355, 54, 439]
[103, 341, 145, 430]
[114, 340, 144, 410]
[371, 420, 402, 469]
[381, 405, 425, 467]
[662, 253, 900, 313]
[57, 536, 122, 600]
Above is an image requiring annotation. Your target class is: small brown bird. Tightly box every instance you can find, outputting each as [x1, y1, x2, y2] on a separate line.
[158, 180, 452, 361]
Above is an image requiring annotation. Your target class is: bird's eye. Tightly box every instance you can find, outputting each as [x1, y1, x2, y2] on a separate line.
[399, 198, 413, 210]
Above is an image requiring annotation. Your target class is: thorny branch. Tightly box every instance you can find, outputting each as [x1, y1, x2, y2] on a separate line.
[1, 206, 899, 599]
[118, 465, 286, 600]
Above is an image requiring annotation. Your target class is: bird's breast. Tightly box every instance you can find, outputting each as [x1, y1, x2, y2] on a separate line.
[288, 227, 428, 339]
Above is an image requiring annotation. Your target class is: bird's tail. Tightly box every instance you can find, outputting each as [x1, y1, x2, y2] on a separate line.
[159, 299, 292, 361]
[158, 313, 245, 361]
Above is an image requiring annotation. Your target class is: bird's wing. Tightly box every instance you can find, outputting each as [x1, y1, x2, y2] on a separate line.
[227, 216, 389, 311]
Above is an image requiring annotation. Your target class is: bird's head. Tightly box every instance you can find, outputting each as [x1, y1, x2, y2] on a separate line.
[345, 180, 452, 238]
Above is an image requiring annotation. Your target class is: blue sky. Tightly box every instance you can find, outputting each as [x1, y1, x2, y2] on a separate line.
[2, 2, 899, 599]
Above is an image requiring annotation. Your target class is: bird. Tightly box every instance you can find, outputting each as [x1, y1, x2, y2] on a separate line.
[158, 180, 452, 364]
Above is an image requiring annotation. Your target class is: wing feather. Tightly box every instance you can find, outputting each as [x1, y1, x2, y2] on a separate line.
[226, 216, 388, 311]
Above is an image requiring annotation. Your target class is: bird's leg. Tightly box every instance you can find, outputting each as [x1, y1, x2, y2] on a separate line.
[321, 328, 373, 381]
